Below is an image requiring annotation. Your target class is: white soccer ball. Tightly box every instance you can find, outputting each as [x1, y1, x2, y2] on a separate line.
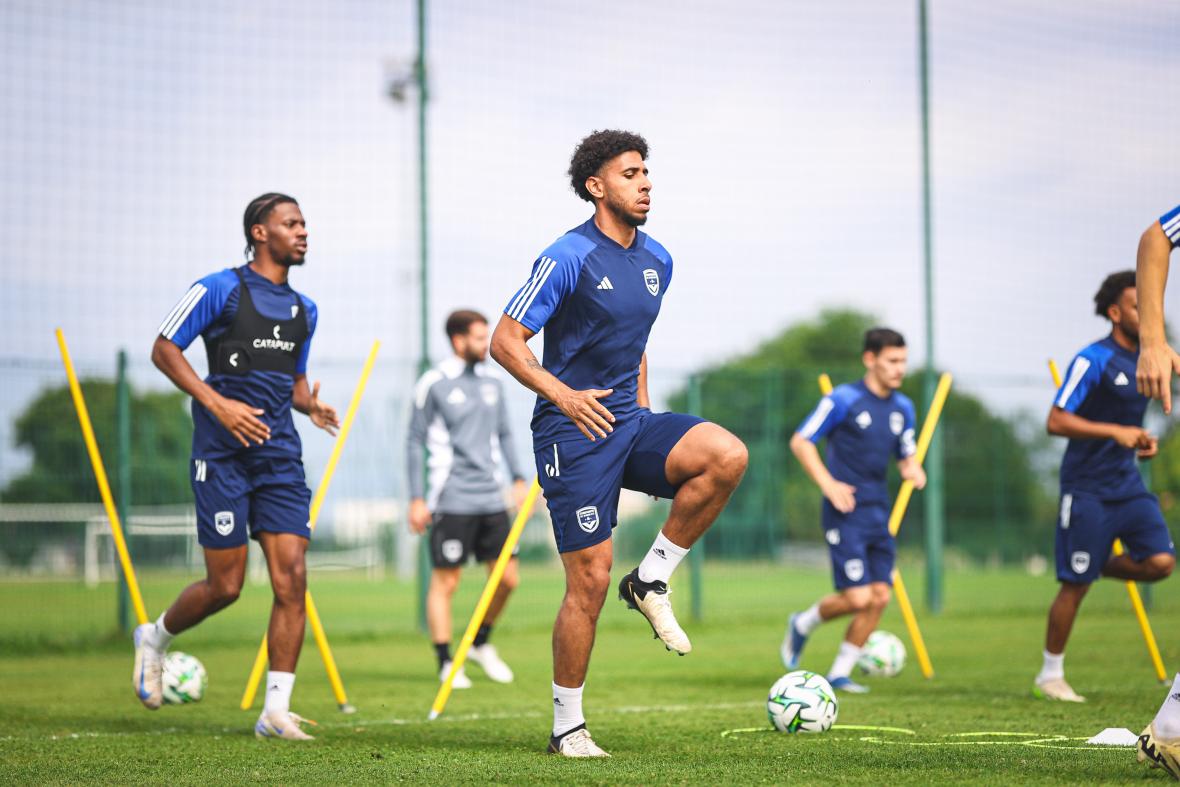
[857, 630, 906, 677]
[767, 670, 838, 733]
[162, 651, 207, 704]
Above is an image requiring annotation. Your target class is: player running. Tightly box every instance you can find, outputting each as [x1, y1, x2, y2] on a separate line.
[407, 309, 528, 689]
[780, 328, 924, 694]
[1132, 204, 1180, 779]
[1034, 270, 1174, 704]
[490, 130, 748, 757]
[133, 193, 339, 740]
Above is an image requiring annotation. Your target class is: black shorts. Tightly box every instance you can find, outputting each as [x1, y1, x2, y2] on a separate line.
[430, 511, 516, 568]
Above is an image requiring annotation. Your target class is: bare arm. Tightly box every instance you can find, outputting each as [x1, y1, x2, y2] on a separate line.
[489, 313, 615, 441]
[151, 335, 270, 447]
[292, 374, 339, 435]
[789, 432, 856, 513]
[897, 456, 927, 489]
[637, 353, 650, 409]
[1136, 220, 1180, 412]
[1047, 406, 1156, 458]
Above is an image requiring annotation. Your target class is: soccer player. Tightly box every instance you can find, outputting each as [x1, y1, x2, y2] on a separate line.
[1132, 205, 1180, 778]
[1033, 270, 1174, 704]
[780, 329, 924, 694]
[489, 130, 748, 757]
[133, 193, 339, 741]
[407, 309, 528, 688]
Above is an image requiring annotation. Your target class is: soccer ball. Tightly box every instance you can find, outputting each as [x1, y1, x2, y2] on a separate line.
[767, 670, 838, 733]
[162, 652, 207, 704]
[857, 630, 906, 677]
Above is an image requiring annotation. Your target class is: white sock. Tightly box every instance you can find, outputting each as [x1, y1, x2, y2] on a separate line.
[1152, 673, 1180, 739]
[264, 671, 296, 716]
[828, 641, 862, 680]
[638, 532, 689, 584]
[552, 682, 585, 737]
[794, 603, 823, 636]
[147, 612, 174, 652]
[1037, 650, 1065, 683]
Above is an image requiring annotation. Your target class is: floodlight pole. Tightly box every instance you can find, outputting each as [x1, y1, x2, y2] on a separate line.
[917, 0, 945, 613]
[414, 0, 431, 631]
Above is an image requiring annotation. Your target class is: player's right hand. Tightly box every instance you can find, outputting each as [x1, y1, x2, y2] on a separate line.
[408, 499, 431, 534]
[823, 480, 857, 514]
[212, 396, 270, 447]
[555, 387, 615, 441]
[1136, 340, 1180, 414]
[1112, 425, 1155, 452]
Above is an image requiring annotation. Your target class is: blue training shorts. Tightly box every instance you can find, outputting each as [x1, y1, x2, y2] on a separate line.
[822, 500, 894, 589]
[1055, 491, 1174, 584]
[191, 453, 312, 549]
[534, 410, 706, 553]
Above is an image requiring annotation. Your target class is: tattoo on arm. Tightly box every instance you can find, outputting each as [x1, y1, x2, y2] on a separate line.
[526, 358, 543, 371]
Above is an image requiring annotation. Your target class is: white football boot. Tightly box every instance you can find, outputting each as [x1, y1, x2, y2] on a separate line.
[1032, 677, 1086, 702]
[255, 710, 317, 741]
[440, 661, 473, 689]
[468, 644, 514, 684]
[548, 725, 611, 758]
[618, 568, 691, 655]
[131, 623, 164, 710]
[1138, 722, 1180, 780]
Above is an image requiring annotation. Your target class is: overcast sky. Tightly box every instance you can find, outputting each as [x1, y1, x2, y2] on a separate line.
[2, 0, 1179, 490]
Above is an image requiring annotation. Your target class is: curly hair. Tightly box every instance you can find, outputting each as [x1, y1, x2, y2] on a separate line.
[567, 130, 649, 202]
[1093, 269, 1135, 318]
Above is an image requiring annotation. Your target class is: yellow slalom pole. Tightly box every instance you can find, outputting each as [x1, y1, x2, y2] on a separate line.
[1048, 359, 1168, 682]
[818, 373, 944, 678]
[55, 328, 149, 626]
[429, 479, 542, 720]
[239, 341, 380, 712]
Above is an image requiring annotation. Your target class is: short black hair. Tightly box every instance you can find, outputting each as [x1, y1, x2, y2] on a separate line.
[1093, 270, 1135, 319]
[568, 130, 649, 202]
[243, 192, 298, 256]
[864, 327, 906, 354]
[445, 309, 487, 340]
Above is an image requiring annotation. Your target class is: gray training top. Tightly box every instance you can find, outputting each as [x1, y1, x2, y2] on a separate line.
[407, 356, 525, 515]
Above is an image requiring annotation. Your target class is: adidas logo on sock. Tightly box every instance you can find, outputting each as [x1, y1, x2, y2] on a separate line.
[554, 698, 564, 706]
[596, 276, 613, 290]
[653, 548, 666, 559]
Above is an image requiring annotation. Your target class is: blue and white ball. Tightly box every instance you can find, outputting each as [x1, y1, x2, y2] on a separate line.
[162, 652, 207, 704]
[857, 631, 906, 677]
[767, 670, 838, 733]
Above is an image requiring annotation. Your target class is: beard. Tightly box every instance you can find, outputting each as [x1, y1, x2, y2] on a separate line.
[276, 252, 306, 267]
[606, 194, 647, 227]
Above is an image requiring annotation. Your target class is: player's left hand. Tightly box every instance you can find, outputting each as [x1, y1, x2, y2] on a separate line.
[309, 381, 340, 436]
[903, 464, 927, 490]
[1138, 436, 1160, 460]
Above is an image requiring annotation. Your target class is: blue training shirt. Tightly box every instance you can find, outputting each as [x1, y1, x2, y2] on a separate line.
[1161, 203, 1180, 248]
[796, 380, 917, 506]
[158, 265, 318, 459]
[503, 217, 672, 449]
[1054, 335, 1148, 499]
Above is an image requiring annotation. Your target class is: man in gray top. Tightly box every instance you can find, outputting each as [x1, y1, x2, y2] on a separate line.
[408, 309, 528, 688]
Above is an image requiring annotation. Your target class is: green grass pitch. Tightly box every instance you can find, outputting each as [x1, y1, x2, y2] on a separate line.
[1, 562, 1177, 783]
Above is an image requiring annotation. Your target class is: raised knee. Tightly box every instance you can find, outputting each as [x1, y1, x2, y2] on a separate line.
[1148, 554, 1174, 581]
[716, 438, 749, 484]
[845, 589, 872, 612]
[873, 590, 891, 610]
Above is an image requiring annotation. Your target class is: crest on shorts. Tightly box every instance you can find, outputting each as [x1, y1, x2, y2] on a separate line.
[844, 558, 865, 582]
[214, 511, 235, 536]
[825, 528, 841, 546]
[441, 539, 464, 563]
[643, 268, 660, 296]
[576, 506, 600, 533]
[1070, 551, 1090, 574]
[890, 411, 904, 435]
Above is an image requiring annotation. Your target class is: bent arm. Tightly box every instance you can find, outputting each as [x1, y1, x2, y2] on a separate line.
[291, 375, 313, 415]
[489, 314, 571, 406]
[1046, 406, 1124, 441]
[151, 335, 222, 412]
[789, 432, 837, 492]
[1137, 221, 1172, 346]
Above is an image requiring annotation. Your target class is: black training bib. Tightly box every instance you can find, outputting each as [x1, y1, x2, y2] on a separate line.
[204, 268, 308, 377]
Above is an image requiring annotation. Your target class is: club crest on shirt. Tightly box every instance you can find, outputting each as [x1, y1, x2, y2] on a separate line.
[214, 511, 235, 536]
[1070, 551, 1090, 574]
[855, 411, 872, 429]
[643, 268, 660, 296]
[844, 559, 864, 582]
[291, 304, 300, 318]
[890, 411, 904, 435]
[576, 506, 600, 533]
